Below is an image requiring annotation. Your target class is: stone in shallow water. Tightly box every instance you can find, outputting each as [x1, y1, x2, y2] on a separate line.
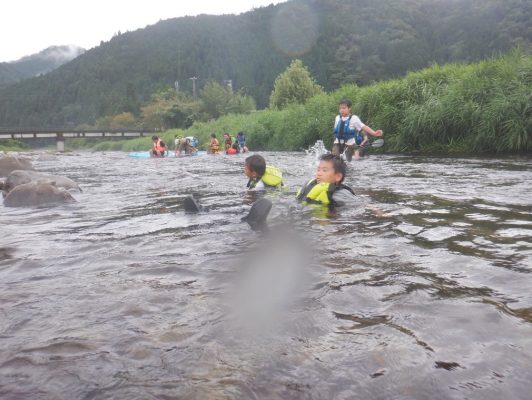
[3, 182, 76, 207]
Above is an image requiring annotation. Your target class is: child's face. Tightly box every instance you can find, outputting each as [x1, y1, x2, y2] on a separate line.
[244, 163, 256, 178]
[315, 160, 343, 184]
[338, 104, 351, 117]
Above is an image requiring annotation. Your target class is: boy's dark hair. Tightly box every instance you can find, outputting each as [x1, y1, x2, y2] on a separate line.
[211, 133, 216, 138]
[245, 154, 266, 177]
[320, 153, 346, 183]
[152, 135, 159, 141]
[338, 98, 352, 108]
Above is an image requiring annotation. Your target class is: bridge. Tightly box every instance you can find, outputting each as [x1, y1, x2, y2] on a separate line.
[0, 129, 156, 151]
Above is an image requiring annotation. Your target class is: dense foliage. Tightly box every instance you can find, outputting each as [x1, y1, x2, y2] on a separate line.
[269, 59, 323, 109]
[0, 0, 529, 128]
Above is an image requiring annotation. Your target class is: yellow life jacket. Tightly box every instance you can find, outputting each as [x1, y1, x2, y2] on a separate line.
[247, 165, 283, 189]
[261, 165, 283, 187]
[296, 179, 354, 206]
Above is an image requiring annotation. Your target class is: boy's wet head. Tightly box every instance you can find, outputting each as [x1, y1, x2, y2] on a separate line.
[245, 154, 266, 178]
[338, 98, 352, 118]
[316, 154, 346, 184]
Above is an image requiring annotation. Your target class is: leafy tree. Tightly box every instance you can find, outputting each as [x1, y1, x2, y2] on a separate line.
[269, 59, 323, 110]
[141, 88, 201, 130]
[200, 81, 255, 119]
[110, 112, 137, 129]
[200, 81, 230, 119]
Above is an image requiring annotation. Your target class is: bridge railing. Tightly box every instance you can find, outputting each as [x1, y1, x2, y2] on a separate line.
[0, 129, 155, 140]
[0, 129, 159, 151]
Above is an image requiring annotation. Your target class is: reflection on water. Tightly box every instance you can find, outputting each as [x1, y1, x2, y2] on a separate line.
[1, 152, 531, 399]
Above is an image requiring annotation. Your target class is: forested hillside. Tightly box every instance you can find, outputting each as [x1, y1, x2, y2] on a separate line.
[0, 0, 529, 128]
[0, 45, 85, 88]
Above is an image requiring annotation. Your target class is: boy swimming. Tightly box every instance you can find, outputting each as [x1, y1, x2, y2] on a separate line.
[244, 154, 283, 190]
[296, 154, 355, 207]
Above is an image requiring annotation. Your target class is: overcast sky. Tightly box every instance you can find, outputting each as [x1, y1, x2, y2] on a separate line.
[0, 0, 287, 62]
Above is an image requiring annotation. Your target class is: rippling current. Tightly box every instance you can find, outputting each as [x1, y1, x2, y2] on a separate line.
[1, 151, 531, 400]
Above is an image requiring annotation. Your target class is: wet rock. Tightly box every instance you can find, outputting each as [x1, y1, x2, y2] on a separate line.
[4, 170, 81, 193]
[3, 182, 77, 207]
[0, 155, 34, 177]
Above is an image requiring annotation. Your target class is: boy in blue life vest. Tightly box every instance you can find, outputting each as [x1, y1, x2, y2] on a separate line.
[236, 132, 249, 153]
[296, 154, 355, 207]
[244, 154, 284, 190]
[332, 99, 383, 161]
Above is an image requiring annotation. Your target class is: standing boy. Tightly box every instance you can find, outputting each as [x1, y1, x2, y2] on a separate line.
[332, 99, 383, 161]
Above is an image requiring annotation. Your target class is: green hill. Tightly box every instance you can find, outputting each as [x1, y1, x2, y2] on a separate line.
[0, 0, 529, 128]
[0, 45, 85, 88]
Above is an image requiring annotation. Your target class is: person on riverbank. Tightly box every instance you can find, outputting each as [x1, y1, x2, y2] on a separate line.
[332, 99, 382, 161]
[150, 135, 167, 157]
[208, 134, 220, 154]
[244, 154, 283, 190]
[296, 153, 355, 207]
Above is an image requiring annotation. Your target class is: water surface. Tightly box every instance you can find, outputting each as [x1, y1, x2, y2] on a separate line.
[1, 151, 531, 399]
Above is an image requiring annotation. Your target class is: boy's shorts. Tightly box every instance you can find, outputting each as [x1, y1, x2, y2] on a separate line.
[334, 138, 356, 146]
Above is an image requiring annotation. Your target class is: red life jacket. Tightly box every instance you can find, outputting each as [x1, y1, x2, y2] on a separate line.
[153, 139, 165, 152]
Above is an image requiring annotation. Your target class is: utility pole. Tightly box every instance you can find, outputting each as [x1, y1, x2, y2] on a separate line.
[189, 76, 198, 100]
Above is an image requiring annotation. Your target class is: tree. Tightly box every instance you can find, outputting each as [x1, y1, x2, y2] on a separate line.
[269, 59, 323, 110]
[110, 112, 137, 129]
[141, 88, 201, 130]
[200, 81, 255, 119]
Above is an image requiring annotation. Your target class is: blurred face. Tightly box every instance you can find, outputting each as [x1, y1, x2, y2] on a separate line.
[338, 104, 351, 118]
[315, 160, 343, 184]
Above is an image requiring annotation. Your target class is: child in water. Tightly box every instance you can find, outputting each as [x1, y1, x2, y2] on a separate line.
[223, 133, 233, 152]
[208, 133, 220, 154]
[296, 154, 355, 207]
[332, 98, 382, 161]
[236, 132, 249, 153]
[150, 135, 167, 157]
[244, 154, 284, 190]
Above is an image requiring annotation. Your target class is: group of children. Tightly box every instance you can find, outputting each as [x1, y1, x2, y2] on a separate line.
[154, 98, 383, 208]
[150, 132, 248, 157]
[243, 98, 383, 206]
[208, 132, 249, 155]
[244, 152, 356, 208]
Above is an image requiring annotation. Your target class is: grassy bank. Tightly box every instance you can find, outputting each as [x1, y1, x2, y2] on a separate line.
[0, 139, 29, 153]
[64, 51, 531, 154]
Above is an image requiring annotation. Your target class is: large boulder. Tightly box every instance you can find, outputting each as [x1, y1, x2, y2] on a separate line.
[3, 182, 77, 207]
[0, 155, 34, 177]
[4, 170, 81, 193]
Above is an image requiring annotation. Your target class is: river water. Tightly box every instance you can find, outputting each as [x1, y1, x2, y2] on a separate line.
[1, 151, 531, 399]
